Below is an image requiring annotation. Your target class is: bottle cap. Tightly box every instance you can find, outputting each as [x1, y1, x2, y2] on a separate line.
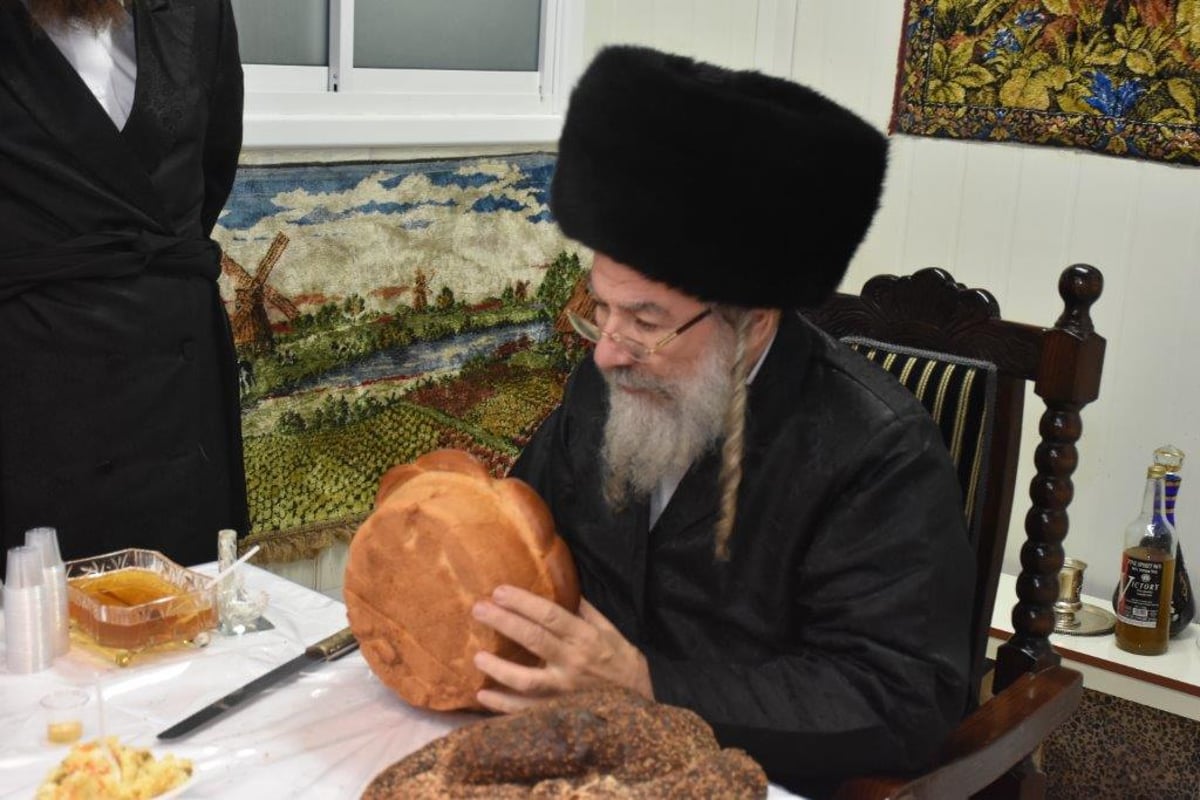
[1154, 445, 1184, 472]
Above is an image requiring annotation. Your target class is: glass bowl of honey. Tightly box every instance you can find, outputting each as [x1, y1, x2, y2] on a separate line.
[64, 549, 217, 665]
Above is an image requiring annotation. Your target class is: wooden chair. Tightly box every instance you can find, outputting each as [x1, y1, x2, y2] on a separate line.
[805, 265, 1106, 799]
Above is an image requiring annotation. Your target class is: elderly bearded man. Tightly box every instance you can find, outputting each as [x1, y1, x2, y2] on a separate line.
[470, 46, 975, 798]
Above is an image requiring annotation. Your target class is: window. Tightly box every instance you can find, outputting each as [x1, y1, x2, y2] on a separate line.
[229, 0, 585, 148]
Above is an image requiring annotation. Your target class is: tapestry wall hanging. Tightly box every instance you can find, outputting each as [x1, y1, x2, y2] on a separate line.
[892, 0, 1200, 165]
[213, 154, 590, 561]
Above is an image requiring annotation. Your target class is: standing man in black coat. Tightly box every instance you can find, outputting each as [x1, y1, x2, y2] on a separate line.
[0, 0, 248, 573]
[469, 46, 976, 796]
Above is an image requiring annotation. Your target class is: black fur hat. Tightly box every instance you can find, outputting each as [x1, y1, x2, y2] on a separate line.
[550, 45, 888, 309]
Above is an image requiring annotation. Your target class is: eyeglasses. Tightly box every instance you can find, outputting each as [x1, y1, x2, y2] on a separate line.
[566, 306, 713, 361]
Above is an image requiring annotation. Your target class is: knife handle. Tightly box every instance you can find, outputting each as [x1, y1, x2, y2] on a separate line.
[305, 626, 358, 660]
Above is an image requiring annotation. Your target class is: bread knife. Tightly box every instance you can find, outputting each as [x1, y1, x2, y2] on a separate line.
[156, 626, 358, 740]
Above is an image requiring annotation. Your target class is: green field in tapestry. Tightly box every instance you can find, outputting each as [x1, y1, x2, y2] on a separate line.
[237, 254, 587, 535]
[243, 365, 565, 534]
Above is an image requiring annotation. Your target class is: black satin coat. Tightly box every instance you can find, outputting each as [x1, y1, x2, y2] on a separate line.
[511, 311, 975, 797]
[0, 0, 247, 573]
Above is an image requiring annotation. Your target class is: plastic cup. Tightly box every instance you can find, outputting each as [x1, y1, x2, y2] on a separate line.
[5, 545, 53, 673]
[25, 527, 70, 656]
[41, 688, 90, 745]
[6, 545, 44, 589]
[25, 527, 63, 565]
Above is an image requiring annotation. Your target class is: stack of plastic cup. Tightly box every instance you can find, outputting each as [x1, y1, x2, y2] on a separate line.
[26, 527, 70, 657]
[4, 545, 53, 673]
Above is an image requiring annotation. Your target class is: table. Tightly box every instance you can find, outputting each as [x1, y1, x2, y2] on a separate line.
[1, 564, 803, 799]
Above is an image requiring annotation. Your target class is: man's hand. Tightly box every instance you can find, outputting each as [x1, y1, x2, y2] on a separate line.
[471, 585, 653, 713]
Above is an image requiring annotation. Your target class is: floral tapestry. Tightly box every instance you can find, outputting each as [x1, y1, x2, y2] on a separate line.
[892, 0, 1200, 165]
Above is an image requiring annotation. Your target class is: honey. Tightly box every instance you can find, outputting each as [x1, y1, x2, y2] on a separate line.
[71, 568, 184, 607]
[68, 567, 216, 651]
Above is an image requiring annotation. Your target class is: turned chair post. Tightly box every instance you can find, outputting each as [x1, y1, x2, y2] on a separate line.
[994, 266, 1105, 692]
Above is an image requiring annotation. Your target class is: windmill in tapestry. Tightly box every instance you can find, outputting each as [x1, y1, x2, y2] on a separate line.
[213, 154, 590, 557]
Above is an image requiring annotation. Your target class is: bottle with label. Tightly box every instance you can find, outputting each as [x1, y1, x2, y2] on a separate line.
[1114, 463, 1177, 655]
[1154, 445, 1195, 637]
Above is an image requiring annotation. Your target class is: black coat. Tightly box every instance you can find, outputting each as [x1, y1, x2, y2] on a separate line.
[511, 311, 975, 797]
[0, 0, 247, 572]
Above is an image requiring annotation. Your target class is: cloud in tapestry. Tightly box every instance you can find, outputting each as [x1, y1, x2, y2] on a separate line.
[216, 153, 579, 311]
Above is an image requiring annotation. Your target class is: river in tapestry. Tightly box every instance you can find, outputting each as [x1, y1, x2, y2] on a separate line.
[212, 153, 590, 537]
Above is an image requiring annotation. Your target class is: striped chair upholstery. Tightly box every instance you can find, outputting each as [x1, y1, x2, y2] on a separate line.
[843, 336, 997, 546]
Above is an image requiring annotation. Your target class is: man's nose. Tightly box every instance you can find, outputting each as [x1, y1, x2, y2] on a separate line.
[592, 334, 636, 370]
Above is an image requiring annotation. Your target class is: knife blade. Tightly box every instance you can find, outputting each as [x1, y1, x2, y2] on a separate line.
[156, 626, 358, 740]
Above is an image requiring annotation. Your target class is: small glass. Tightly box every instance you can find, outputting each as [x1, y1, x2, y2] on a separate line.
[41, 688, 89, 745]
[216, 530, 268, 635]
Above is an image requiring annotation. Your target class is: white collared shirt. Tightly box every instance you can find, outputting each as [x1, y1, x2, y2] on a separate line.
[26, 1, 137, 129]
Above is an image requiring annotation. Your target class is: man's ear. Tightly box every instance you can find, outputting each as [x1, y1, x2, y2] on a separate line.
[749, 308, 782, 347]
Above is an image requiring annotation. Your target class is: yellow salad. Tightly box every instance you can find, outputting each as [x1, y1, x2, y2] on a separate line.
[37, 736, 192, 800]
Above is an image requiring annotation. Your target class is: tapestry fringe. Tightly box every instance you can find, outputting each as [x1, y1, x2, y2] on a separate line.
[241, 515, 368, 564]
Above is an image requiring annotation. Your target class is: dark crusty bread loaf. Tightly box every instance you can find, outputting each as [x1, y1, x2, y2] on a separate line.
[344, 449, 580, 711]
[361, 687, 769, 799]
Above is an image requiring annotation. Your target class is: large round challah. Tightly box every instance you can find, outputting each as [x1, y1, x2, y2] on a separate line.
[344, 449, 580, 711]
[361, 687, 769, 799]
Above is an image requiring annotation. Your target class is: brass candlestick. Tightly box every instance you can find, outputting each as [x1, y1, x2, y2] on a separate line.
[1055, 557, 1116, 636]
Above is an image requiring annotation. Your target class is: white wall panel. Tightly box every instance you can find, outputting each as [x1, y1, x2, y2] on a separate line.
[862, 1, 907, 130]
[584, 0, 657, 58]
[848, 134, 914, 279]
[949, 144, 1025, 294]
[690, 0, 757, 70]
[754, 0, 797, 76]
[1004, 152, 1080, 320]
[789, 0, 830, 88]
[895, 138, 969, 273]
[585, 0, 757, 64]
[650, 0, 697, 57]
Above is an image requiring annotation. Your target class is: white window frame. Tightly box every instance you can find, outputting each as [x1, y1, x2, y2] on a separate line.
[241, 0, 585, 148]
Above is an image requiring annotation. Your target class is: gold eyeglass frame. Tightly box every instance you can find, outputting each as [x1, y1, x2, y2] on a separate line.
[566, 306, 713, 361]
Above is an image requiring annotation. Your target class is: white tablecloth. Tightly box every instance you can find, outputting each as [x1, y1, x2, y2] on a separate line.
[1, 564, 802, 799]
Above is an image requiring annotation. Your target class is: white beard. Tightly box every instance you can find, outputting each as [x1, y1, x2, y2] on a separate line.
[600, 325, 736, 509]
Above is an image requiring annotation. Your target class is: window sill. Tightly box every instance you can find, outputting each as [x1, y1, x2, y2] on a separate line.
[244, 111, 564, 148]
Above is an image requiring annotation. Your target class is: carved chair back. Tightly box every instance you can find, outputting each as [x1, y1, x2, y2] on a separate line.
[805, 265, 1105, 696]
